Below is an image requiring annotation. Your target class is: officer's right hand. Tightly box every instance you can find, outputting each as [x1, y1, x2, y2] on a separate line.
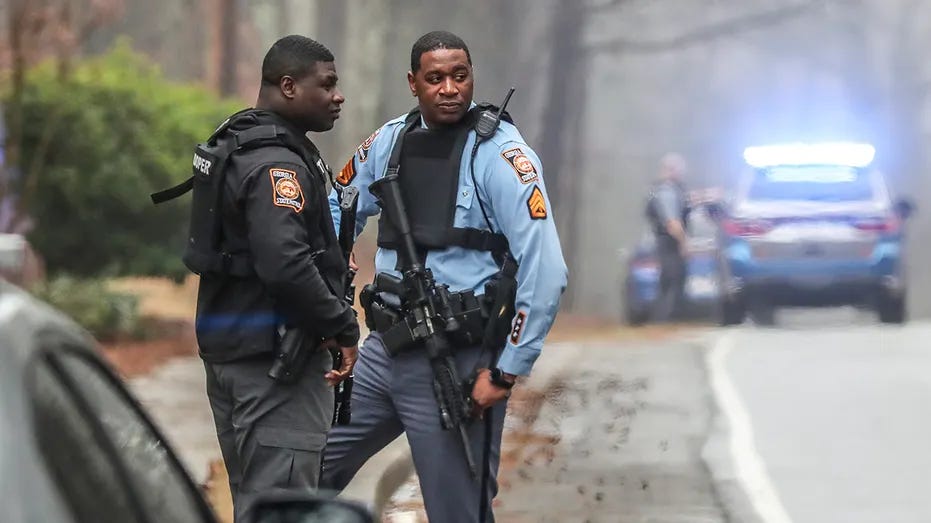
[679, 242, 690, 258]
[349, 251, 359, 272]
[321, 338, 358, 386]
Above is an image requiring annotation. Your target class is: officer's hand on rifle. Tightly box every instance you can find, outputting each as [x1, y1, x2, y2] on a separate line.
[349, 251, 359, 272]
[321, 338, 359, 386]
[470, 368, 515, 418]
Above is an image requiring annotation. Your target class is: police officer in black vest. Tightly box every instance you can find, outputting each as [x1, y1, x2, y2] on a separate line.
[320, 32, 568, 522]
[646, 153, 691, 322]
[152, 36, 358, 521]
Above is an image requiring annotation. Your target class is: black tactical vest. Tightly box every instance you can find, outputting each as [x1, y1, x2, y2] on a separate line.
[152, 109, 346, 295]
[375, 107, 510, 261]
[646, 180, 690, 238]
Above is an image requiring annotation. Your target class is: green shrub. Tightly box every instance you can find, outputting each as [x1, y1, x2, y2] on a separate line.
[31, 275, 143, 342]
[9, 40, 242, 279]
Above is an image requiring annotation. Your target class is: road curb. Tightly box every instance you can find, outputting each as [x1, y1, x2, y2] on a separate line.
[337, 435, 414, 520]
[373, 442, 415, 517]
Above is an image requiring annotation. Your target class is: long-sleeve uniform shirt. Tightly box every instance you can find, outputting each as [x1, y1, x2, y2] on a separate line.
[329, 112, 568, 376]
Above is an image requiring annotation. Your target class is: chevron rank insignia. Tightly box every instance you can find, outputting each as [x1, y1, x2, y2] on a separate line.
[527, 185, 547, 220]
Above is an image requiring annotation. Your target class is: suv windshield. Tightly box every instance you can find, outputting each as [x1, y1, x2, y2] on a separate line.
[747, 166, 876, 202]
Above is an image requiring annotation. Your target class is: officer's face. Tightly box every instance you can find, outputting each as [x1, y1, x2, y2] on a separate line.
[287, 61, 345, 133]
[408, 48, 474, 128]
[661, 165, 683, 182]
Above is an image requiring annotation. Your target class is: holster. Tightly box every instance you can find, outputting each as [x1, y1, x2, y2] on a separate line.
[267, 326, 320, 383]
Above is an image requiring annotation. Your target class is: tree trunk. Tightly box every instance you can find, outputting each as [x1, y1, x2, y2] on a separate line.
[276, 0, 290, 36]
[5, 0, 27, 178]
[309, 0, 348, 160]
[218, 0, 238, 96]
[334, 0, 392, 159]
[539, 0, 585, 309]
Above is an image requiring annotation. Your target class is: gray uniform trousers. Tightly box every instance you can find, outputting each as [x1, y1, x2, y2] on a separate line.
[321, 333, 508, 522]
[204, 348, 334, 522]
[653, 234, 687, 322]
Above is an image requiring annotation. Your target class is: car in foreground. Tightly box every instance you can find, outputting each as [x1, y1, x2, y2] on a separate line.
[0, 280, 372, 523]
[713, 142, 913, 325]
[622, 206, 721, 325]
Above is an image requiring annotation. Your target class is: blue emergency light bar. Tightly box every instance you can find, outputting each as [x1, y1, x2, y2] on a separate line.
[743, 142, 875, 168]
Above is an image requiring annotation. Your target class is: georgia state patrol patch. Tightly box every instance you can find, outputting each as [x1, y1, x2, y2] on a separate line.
[336, 157, 356, 186]
[357, 129, 379, 163]
[526, 185, 547, 220]
[501, 147, 538, 184]
[269, 168, 304, 213]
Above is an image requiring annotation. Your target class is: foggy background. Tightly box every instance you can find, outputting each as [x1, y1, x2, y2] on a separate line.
[3, 0, 930, 319]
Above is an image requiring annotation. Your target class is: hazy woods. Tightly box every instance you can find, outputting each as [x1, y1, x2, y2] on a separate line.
[2, 0, 930, 317]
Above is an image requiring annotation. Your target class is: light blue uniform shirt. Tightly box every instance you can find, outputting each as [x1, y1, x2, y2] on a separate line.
[329, 110, 568, 376]
[653, 180, 686, 224]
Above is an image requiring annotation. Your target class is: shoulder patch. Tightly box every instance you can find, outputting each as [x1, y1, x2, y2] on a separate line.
[336, 157, 356, 186]
[501, 147, 538, 184]
[510, 311, 527, 344]
[526, 185, 547, 220]
[269, 168, 304, 213]
[357, 129, 379, 163]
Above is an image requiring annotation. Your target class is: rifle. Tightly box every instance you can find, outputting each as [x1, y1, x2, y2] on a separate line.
[332, 185, 360, 426]
[368, 173, 478, 478]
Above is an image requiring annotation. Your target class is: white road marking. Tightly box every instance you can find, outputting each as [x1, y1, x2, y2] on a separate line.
[708, 330, 794, 523]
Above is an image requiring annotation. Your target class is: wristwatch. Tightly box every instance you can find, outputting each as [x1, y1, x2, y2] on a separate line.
[489, 368, 516, 389]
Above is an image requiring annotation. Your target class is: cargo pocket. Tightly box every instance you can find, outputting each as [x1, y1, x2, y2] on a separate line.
[243, 427, 328, 491]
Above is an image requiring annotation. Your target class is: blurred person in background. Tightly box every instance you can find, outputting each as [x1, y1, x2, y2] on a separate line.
[645, 152, 691, 322]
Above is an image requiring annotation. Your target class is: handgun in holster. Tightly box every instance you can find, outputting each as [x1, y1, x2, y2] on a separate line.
[268, 326, 312, 384]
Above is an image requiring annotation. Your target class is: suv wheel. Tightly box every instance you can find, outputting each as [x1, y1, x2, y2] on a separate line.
[877, 293, 906, 324]
[719, 296, 745, 326]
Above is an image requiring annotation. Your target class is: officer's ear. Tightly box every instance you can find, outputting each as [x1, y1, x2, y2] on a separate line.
[280, 75, 298, 100]
[407, 71, 417, 97]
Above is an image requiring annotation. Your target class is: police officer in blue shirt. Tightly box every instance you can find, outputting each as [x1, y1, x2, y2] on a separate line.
[646, 153, 690, 322]
[320, 31, 568, 522]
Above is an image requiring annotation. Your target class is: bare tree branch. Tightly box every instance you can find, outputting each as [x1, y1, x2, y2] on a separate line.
[586, 0, 826, 54]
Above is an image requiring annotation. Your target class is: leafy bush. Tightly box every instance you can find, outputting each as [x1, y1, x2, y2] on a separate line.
[31, 275, 142, 342]
[9, 41, 242, 279]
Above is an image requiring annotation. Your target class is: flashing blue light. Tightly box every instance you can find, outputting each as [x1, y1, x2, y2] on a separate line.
[743, 142, 875, 168]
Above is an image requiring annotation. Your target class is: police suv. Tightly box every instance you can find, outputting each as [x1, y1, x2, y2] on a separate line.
[715, 143, 913, 325]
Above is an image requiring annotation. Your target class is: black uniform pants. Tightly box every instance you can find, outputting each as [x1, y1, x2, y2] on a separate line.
[653, 235, 687, 322]
[204, 350, 334, 522]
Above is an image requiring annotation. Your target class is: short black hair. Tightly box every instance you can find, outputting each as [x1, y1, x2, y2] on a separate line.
[261, 35, 334, 86]
[410, 31, 472, 73]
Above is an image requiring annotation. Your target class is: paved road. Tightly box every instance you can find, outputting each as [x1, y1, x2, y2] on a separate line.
[493, 335, 728, 523]
[386, 330, 731, 523]
[712, 309, 931, 523]
[387, 310, 931, 523]
[130, 311, 931, 522]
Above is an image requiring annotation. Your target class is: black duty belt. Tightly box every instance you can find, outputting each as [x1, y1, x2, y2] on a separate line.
[362, 286, 490, 356]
